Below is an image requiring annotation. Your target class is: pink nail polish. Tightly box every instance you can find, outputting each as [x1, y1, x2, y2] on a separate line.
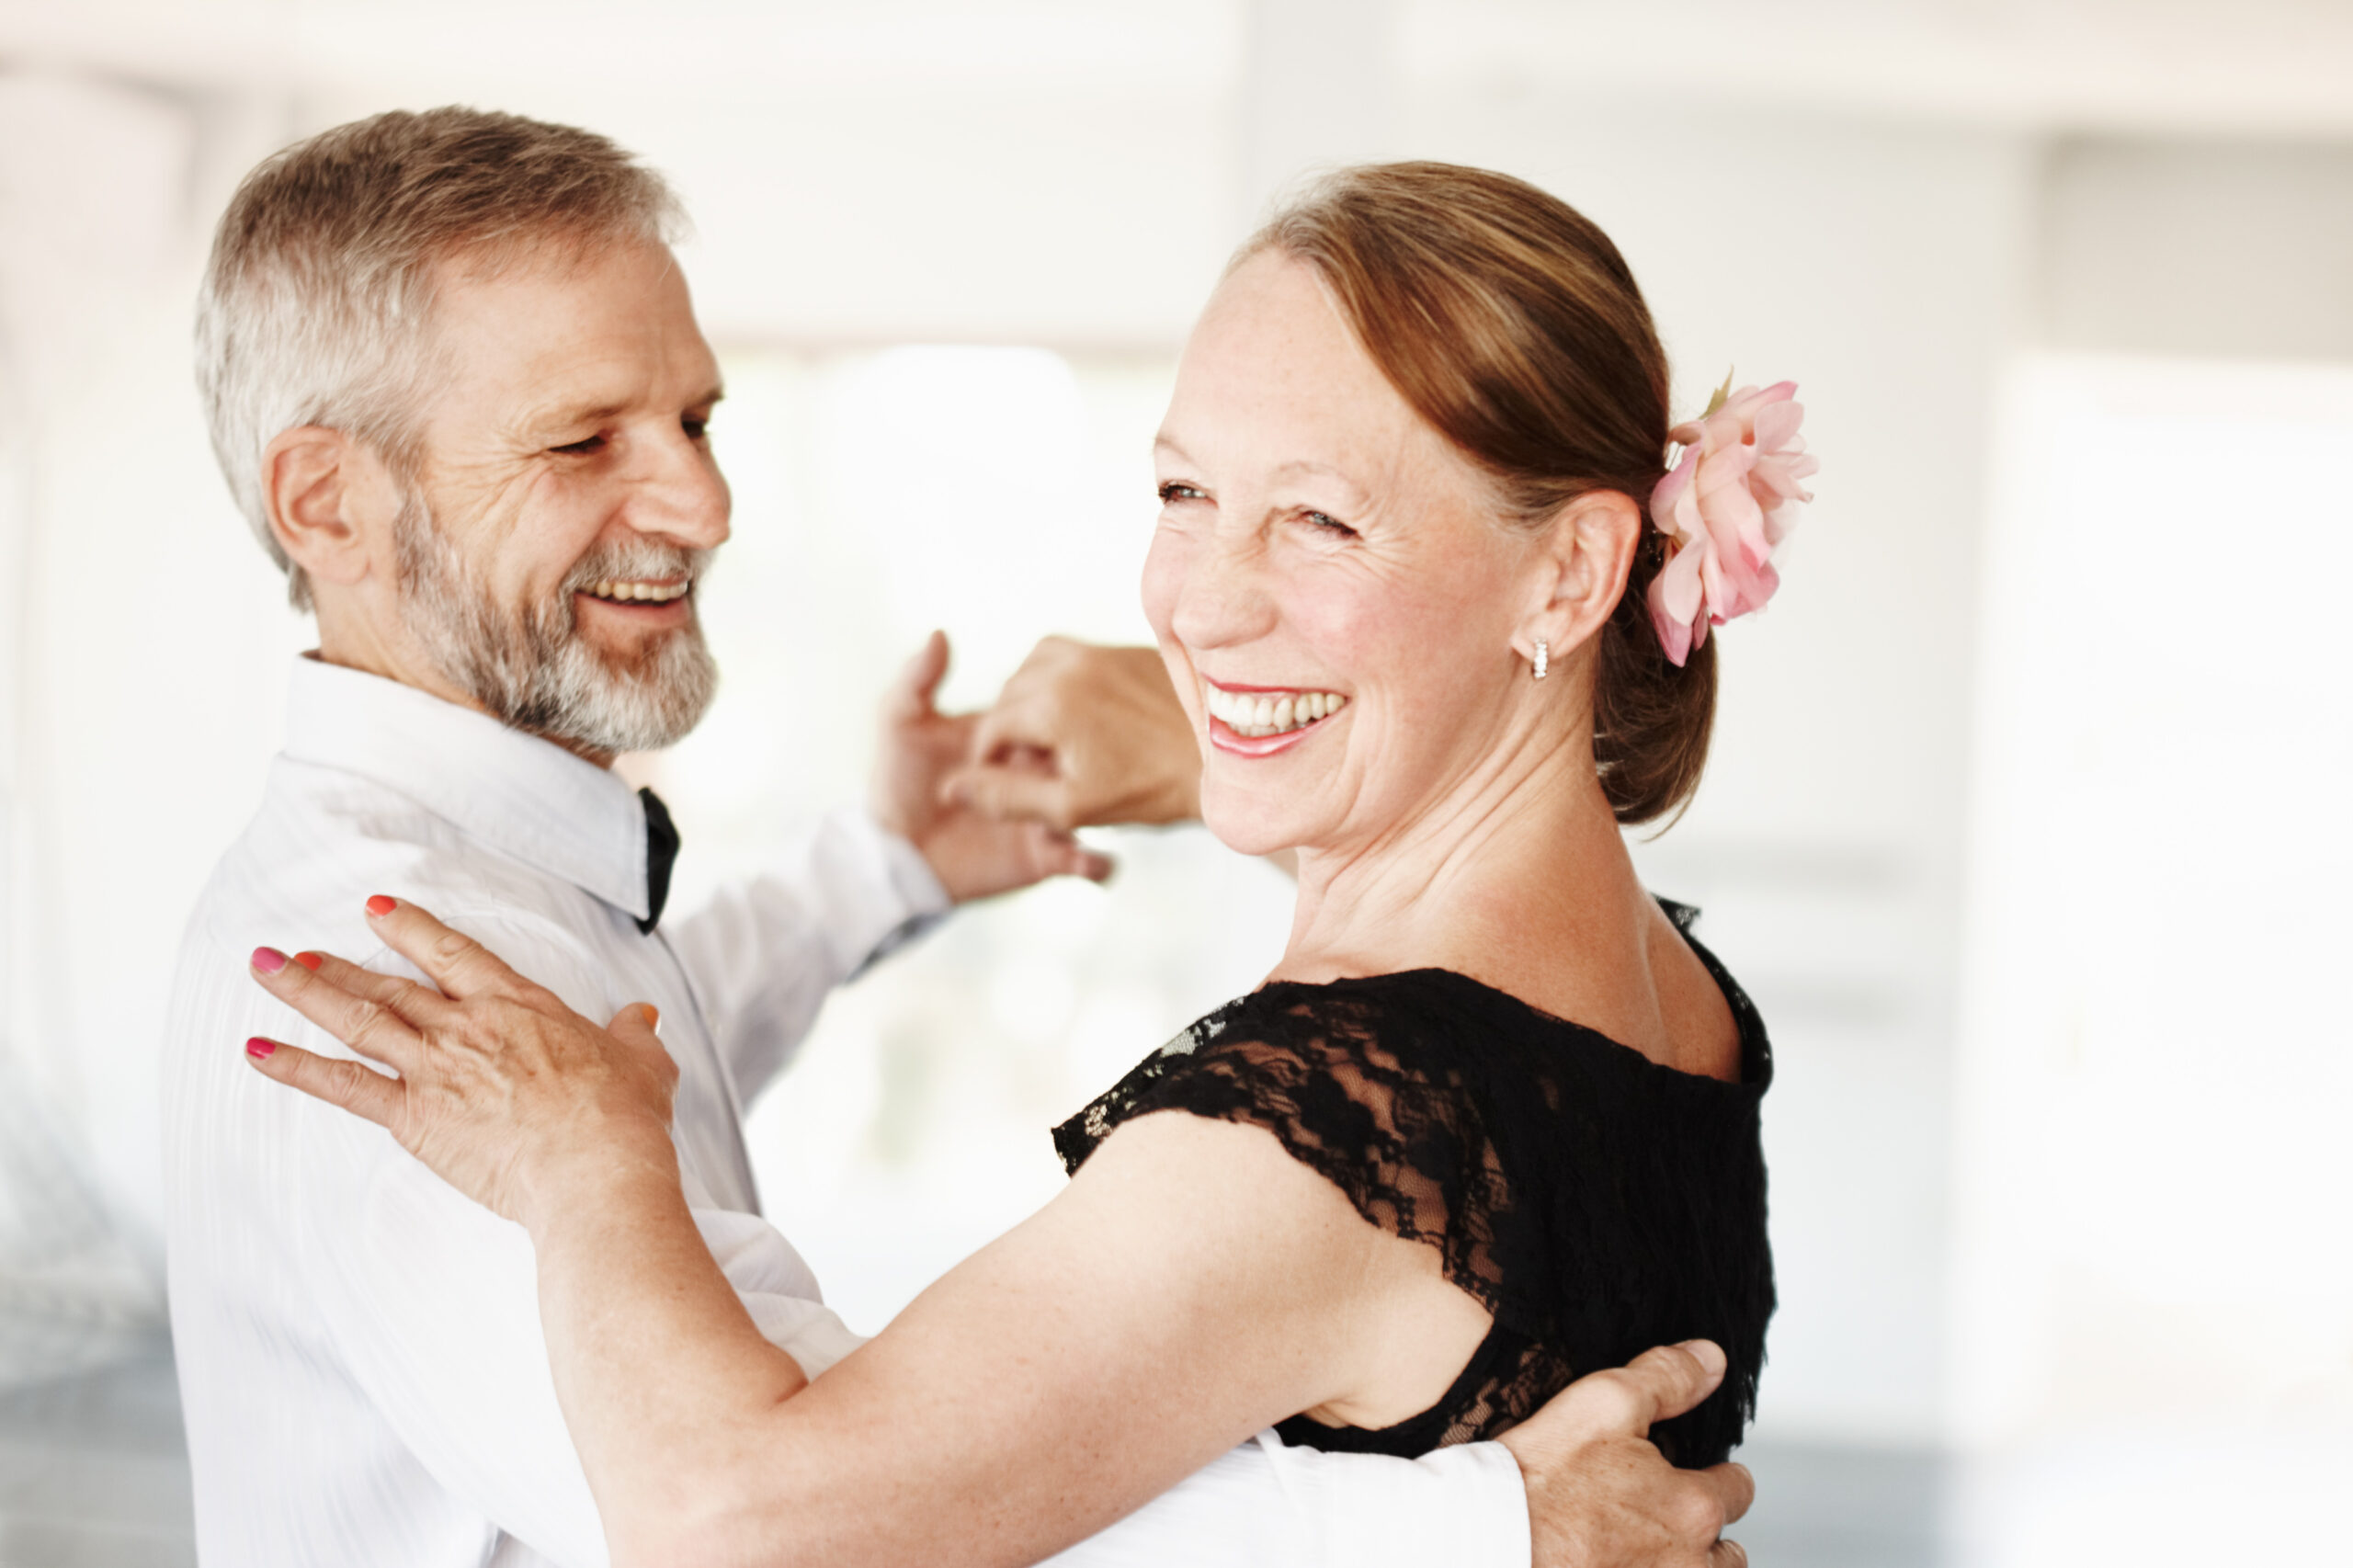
[251, 947, 288, 974]
[245, 1038, 278, 1059]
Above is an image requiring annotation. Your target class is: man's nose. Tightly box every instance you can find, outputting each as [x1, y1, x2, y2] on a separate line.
[621, 425, 731, 551]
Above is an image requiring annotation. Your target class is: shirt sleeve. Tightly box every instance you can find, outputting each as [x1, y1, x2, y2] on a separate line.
[1047, 1430, 1530, 1568]
[662, 805, 951, 1104]
[292, 912, 867, 1568]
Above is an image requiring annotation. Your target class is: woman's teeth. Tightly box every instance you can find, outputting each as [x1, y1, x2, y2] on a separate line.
[585, 580, 689, 604]
[1204, 684, 1348, 738]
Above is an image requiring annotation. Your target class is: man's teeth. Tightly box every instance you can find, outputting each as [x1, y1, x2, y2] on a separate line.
[1203, 684, 1348, 738]
[586, 580, 690, 603]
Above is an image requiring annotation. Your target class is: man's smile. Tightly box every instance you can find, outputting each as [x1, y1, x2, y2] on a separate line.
[574, 579, 696, 628]
[581, 577, 691, 604]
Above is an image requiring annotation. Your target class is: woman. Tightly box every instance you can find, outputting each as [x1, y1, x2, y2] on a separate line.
[244, 162, 1804, 1562]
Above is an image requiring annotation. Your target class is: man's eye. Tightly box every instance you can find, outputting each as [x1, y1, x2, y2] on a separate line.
[550, 435, 605, 456]
[1302, 510, 1358, 538]
[683, 416, 710, 441]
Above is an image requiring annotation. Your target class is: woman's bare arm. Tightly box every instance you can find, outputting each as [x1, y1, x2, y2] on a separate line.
[574, 1113, 1469, 1566]
[244, 908, 1480, 1568]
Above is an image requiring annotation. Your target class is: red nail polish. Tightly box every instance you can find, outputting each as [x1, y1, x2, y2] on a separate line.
[245, 1038, 278, 1059]
[365, 895, 396, 917]
[294, 951, 324, 971]
[251, 947, 288, 974]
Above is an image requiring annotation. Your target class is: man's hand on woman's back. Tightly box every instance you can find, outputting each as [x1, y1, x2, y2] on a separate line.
[1500, 1341, 1755, 1568]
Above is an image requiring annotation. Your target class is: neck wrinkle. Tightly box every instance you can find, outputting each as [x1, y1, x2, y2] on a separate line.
[1279, 699, 1620, 983]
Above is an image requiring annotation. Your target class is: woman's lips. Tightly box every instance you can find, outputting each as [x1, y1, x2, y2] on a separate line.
[1200, 681, 1348, 756]
[1208, 713, 1330, 756]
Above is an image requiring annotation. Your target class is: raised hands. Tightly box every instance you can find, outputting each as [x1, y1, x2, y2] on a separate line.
[871, 631, 1115, 902]
[243, 902, 680, 1231]
[943, 636, 1202, 833]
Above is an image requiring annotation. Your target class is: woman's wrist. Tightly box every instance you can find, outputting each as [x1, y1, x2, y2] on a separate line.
[515, 1122, 684, 1240]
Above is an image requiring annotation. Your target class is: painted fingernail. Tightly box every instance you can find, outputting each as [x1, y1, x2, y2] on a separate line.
[639, 1004, 660, 1029]
[294, 951, 324, 971]
[251, 947, 288, 974]
[245, 1037, 278, 1059]
[365, 895, 396, 917]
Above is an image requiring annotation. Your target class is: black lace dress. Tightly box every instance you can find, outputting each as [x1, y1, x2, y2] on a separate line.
[1051, 901, 1773, 1467]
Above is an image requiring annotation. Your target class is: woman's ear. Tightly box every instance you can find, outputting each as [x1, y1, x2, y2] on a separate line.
[261, 426, 397, 591]
[1513, 490, 1643, 665]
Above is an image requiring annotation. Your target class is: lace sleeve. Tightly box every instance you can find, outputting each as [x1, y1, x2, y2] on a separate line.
[1052, 987, 1546, 1337]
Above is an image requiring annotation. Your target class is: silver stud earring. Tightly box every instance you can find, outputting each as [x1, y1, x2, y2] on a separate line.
[1532, 640, 1549, 680]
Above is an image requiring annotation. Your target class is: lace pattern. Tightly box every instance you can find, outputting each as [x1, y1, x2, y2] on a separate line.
[1052, 903, 1774, 1465]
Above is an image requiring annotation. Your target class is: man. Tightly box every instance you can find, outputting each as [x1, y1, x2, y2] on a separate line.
[164, 107, 1751, 1567]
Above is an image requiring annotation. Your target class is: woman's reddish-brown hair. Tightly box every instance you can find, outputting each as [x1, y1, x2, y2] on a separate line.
[1240, 162, 1713, 827]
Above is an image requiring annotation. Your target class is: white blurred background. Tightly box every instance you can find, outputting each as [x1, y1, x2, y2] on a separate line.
[1, 2, 2349, 1563]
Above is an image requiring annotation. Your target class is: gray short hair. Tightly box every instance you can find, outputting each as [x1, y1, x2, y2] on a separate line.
[195, 107, 686, 609]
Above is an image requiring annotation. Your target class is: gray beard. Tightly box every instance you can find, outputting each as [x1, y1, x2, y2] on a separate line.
[392, 491, 718, 755]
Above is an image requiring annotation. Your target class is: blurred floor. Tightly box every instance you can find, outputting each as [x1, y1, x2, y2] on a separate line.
[0, 1335, 1943, 1567]
[1733, 1439, 1945, 1568]
[0, 1330, 191, 1567]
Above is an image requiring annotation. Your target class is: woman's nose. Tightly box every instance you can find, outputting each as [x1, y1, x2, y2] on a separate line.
[1167, 528, 1278, 652]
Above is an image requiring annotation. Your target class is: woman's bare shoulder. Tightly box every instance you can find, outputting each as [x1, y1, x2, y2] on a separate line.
[1643, 901, 1743, 1082]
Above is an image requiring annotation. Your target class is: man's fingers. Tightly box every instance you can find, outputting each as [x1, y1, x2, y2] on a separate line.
[1610, 1338, 1730, 1429]
[243, 1037, 404, 1130]
[942, 762, 1076, 832]
[249, 947, 425, 1075]
[1029, 824, 1113, 884]
[884, 630, 952, 723]
[1697, 1461, 1755, 1527]
[365, 897, 540, 1005]
[969, 687, 1057, 761]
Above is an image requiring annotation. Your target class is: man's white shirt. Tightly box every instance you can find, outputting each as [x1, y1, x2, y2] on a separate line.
[163, 656, 1530, 1568]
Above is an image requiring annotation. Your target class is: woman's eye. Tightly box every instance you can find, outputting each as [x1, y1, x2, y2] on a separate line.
[1302, 510, 1358, 538]
[1157, 481, 1207, 505]
[683, 415, 710, 442]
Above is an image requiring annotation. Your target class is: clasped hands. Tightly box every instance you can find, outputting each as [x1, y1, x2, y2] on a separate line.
[871, 632, 1201, 902]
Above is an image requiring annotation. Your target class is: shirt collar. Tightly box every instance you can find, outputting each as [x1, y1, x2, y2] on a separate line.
[279, 656, 652, 923]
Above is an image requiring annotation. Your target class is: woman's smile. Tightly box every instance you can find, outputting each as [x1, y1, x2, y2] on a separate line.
[1202, 677, 1351, 755]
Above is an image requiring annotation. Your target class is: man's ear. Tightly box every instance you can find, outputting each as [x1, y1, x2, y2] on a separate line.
[1513, 490, 1643, 665]
[261, 426, 397, 590]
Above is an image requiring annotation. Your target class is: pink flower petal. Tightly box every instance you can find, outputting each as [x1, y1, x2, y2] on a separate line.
[1647, 572, 1695, 666]
[1654, 540, 1706, 624]
[1753, 399, 1803, 452]
[1650, 449, 1698, 535]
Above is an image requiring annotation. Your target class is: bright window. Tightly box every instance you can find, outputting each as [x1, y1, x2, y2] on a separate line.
[1951, 354, 2353, 1562]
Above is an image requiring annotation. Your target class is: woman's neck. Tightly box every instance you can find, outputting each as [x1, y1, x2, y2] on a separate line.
[1276, 713, 1648, 1004]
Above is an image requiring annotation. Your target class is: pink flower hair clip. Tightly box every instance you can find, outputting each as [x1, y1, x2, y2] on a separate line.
[1644, 373, 1819, 667]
